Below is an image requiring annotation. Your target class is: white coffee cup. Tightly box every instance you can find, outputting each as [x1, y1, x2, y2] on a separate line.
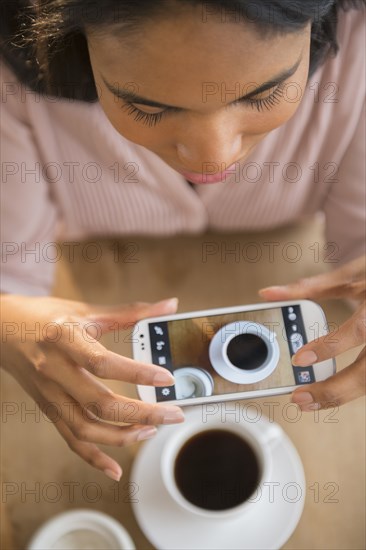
[173, 367, 214, 399]
[27, 510, 136, 550]
[160, 415, 282, 519]
[209, 321, 280, 384]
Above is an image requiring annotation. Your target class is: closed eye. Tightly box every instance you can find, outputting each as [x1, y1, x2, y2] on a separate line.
[120, 102, 179, 127]
[120, 81, 287, 126]
[237, 82, 286, 112]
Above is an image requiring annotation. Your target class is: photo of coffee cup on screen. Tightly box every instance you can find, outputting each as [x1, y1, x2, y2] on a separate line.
[144, 304, 317, 403]
[209, 321, 280, 384]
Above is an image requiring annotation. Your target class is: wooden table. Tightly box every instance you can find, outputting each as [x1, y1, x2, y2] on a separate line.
[1, 218, 365, 549]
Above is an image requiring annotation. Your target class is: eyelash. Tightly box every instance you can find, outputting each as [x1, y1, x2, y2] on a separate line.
[121, 103, 168, 127]
[246, 82, 286, 112]
[121, 82, 286, 126]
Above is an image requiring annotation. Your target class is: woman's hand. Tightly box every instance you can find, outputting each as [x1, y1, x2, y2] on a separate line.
[259, 255, 366, 411]
[1, 294, 184, 480]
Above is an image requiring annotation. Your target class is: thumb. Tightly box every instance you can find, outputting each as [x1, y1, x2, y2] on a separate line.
[291, 348, 366, 411]
[82, 297, 179, 334]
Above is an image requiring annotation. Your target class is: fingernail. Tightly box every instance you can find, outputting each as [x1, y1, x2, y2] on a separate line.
[161, 406, 185, 423]
[259, 286, 288, 298]
[259, 285, 285, 293]
[153, 371, 175, 386]
[293, 350, 318, 366]
[302, 403, 321, 411]
[104, 469, 121, 482]
[137, 426, 158, 441]
[292, 391, 314, 405]
[292, 392, 321, 411]
[156, 297, 178, 308]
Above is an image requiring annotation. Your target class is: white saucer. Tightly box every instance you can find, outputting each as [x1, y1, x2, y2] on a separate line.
[131, 408, 305, 550]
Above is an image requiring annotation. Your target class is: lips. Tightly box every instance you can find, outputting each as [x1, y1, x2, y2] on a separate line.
[178, 163, 238, 184]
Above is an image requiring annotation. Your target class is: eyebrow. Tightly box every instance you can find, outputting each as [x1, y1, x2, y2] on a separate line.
[101, 55, 302, 110]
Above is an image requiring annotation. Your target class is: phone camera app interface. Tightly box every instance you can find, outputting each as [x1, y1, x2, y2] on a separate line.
[149, 305, 315, 402]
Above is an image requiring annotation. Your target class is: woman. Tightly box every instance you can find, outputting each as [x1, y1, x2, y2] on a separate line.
[1, 0, 365, 481]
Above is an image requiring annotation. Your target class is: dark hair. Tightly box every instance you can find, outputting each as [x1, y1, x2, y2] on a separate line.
[1, 0, 365, 101]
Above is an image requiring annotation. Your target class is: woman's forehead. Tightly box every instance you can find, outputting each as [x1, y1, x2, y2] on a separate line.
[87, 14, 310, 110]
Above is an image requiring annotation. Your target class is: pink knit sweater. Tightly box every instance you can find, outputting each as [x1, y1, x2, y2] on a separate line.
[1, 8, 365, 295]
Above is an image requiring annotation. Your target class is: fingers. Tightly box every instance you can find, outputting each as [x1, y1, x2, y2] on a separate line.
[55, 400, 158, 447]
[259, 273, 341, 301]
[292, 347, 366, 411]
[40, 327, 185, 425]
[54, 418, 123, 481]
[259, 255, 366, 302]
[40, 359, 184, 425]
[33, 379, 161, 481]
[82, 297, 179, 334]
[291, 305, 365, 411]
[43, 363, 184, 425]
[38, 306, 185, 428]
[20, 376, 124, 481]
[34, 361, 184, 425]
[55, 328, 175, 385]
[292, 303, 366, 366]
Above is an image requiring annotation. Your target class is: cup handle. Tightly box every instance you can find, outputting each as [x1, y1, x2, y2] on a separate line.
[258, 423, 284, 450]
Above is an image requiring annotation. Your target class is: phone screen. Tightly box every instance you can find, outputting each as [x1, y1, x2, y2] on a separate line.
[148, 304, 315, 402]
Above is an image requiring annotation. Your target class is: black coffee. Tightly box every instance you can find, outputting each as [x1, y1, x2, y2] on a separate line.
[226, 334, 268, 370]
[174, 429, 261, 511]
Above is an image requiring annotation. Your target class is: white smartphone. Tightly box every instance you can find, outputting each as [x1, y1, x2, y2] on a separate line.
[133, 300, 335, 406]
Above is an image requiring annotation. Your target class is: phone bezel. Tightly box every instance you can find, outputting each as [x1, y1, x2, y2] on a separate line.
[133, 299, 336, 405]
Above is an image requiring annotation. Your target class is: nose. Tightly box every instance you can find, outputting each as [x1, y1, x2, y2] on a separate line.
[176, 119, 243, 173]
